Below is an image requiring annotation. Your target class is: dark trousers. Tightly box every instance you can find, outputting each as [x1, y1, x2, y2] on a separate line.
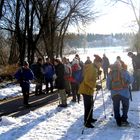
[133, 70, 140, 91]
[35, 78, 43, 94]
[83, 94, 93, 125]
[71, 82, 80, 101]
[103, 68, 108, 79]
[45, 78, 53, 93]
[112, 95, 129, 121]
[22, 85, 30, 105]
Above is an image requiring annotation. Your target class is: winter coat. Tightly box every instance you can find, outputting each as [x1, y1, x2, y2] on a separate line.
[132, 54, 140, 70]
[55, 63, 65, 89]
[106, 70, 134, 99]
[43, 63, 55, 80]
[31, 62, 43, 80]
[78, 63, 97, 95]
[64, 63, 72, 80]
[102, 56, 110, 70]
[14, 67, 34, 88]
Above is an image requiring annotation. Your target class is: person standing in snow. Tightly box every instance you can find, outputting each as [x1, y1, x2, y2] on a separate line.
[85, 56, 92, 65]
[14, 61, 34, 107]
[70, 57, 82, 102]
[115, 56, 127, 70]
[62, 57, 72, 97]
[54, 58, 67, 107]
[128, 52, 140, 91]
[106, 62, 133, 126]
[33, 58, 44, 95]
[43, 57, 55, 94]
[102, 54, 110, 80]
[78, 55, 102, 128]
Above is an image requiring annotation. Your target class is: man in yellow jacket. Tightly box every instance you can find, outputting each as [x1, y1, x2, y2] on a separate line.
[78, 55, 102, 128]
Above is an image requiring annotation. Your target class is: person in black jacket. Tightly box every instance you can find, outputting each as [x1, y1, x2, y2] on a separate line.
[33, 58, 44, 95]
[54, 59, 67, 107]
[128, 52, 140, 91]
[102, 54, 110, 80]
[14, 61, 34, 107]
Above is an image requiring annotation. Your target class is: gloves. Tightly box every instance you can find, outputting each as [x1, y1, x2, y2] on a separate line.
[96, 84, 102, 91]
[53, 74, 57, 80]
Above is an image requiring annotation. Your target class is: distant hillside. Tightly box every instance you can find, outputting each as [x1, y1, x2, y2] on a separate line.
[64, 33, 134, 48]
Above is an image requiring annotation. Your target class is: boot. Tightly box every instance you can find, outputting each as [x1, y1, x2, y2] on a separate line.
[85, 123, 94, 128]
[121, 118, 129, 126]
[91, 118, 97, 123]
[116, 118, 122, 127]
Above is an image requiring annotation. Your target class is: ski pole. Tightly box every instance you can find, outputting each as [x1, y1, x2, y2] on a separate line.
[81, 90, 98, 134]
[129, 85, 132, 101]
[99, 76, 107, 118]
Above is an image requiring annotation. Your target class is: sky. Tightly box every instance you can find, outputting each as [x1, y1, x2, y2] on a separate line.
[69, 0, 139, 34]
[1, 47, 140, 140]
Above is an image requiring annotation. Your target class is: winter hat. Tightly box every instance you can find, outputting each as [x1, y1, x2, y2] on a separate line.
[110, 62, 121, 70]
[72, 58, 79, 65]
[94, 55, 102, 63]
[127, 52, 133, 56]
[114, 60, 122, 66]
[75, 54, 79, 58]
[54, 58, 61, 64]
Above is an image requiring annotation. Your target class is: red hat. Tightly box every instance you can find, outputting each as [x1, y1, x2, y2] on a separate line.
[94, 55, 102, 62]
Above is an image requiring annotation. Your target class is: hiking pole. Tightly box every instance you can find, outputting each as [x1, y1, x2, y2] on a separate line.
[99, 76, 107, 119]
[81, 90, 98, 134]
[129, 85, 132, 101]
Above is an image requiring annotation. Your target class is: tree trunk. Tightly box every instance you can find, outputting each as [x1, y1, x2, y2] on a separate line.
[8, 36, 19, 64]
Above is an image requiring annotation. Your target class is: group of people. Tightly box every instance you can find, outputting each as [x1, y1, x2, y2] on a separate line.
[14, 51, 140, 128]
[14, 55, 84, 108]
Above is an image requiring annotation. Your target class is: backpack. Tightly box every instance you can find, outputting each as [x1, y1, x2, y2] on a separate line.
[109, 69, 128, 90]
[73, 69, 84, 84]
[64, 64, 71, 76]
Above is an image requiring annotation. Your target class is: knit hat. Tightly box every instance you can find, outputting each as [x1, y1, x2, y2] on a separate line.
[127, 51, 133, 56]
[110, 62, 121, 70]
[72, 58, 79, 65]
[75, 54, 79, 58]
[94, 55, 102, 63]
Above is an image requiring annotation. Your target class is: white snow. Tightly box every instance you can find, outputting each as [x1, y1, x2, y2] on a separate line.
[0, 47, 140, 140]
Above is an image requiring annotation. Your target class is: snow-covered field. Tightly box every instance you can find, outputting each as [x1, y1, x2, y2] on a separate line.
[0, 47, 140, 140]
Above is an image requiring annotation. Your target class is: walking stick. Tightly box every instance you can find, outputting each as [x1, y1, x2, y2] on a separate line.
[81, 90, 98, 134]
[99, 76, 107, 118]
[129, 85, 132, 101]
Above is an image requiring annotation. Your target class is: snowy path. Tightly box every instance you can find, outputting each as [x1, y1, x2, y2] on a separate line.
[0, 90, 140, 140]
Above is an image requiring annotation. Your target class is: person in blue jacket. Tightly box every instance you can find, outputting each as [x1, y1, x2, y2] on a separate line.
[14, 61, 34, 107]
[43, 57, 55, 94]
[106, 62, 133, 126]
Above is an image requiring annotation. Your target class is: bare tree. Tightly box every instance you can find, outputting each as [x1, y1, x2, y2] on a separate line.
[0, 0, 43, 65]
[36, 0, 97, 58]
[110, 0, 140, 52]
[0, 0, 97, 65]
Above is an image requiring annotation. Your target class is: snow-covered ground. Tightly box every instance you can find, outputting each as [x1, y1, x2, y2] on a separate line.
[0, 47, 140, 140]
[0, 89, 140, 140]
